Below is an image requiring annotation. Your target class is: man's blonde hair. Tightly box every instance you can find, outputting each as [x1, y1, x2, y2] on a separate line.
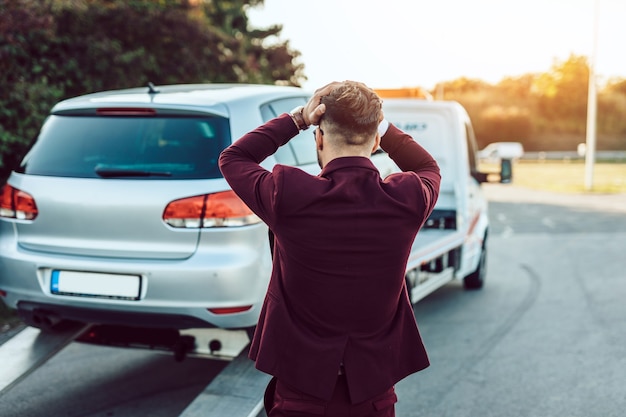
[320, 81, 382, 146]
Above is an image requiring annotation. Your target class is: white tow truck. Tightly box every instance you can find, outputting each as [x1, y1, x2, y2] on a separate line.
[376, 97, 506, 303]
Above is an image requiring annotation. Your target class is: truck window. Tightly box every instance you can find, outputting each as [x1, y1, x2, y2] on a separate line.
[465, 122, 479, 175]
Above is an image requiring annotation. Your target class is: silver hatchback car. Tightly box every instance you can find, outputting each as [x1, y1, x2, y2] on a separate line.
[0, 84, 340, 333]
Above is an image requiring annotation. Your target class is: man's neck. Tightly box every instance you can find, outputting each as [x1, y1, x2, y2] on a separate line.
[319, 148, 371, 168]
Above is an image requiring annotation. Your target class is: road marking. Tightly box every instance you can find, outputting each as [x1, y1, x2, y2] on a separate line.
[502, 225, 515, 238]
[179, 345, 270, 417]
[0, 323, 88, 394]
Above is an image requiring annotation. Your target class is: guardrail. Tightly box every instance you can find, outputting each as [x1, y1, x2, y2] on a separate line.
[519, 151, 626, 162]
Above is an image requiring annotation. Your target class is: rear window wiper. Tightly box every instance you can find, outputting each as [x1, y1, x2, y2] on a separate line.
[95, 167, 172, 178]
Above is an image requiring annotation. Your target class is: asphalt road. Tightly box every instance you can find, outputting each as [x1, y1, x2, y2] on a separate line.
[394, 184, 626, 417]
[1, 184, 625, 417]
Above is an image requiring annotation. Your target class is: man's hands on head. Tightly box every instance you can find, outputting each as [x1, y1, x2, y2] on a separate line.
[296, 81, 386, 132]
[302, 81, 341, 127]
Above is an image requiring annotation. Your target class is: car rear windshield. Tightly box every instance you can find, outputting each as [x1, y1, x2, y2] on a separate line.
[18, 115, 231, 179]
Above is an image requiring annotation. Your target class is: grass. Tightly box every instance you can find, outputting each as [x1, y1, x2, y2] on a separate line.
[481, 160, 626, 194]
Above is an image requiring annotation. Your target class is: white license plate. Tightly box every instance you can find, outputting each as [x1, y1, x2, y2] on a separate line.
[51, 270, 141, 300]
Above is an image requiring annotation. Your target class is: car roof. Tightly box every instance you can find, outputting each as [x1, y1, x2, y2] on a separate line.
[51, 83, 309, 117]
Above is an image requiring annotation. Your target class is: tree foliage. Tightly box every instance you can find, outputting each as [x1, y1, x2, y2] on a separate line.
[2, 1, 625, 179]
[436, 54, 626, 152]
[0, 0, 305, 182]
[532, 54, 590, 133]
[605, 78, 626, 96]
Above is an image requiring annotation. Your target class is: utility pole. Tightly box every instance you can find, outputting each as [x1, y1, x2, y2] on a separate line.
[584, 0, 599, 191]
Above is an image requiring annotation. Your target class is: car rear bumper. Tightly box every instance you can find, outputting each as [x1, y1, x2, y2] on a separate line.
[16, 300, 218, 329]
[0, 224, 271, 330]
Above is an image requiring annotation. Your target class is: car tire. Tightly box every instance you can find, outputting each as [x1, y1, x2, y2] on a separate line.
[463, 238, 487, 290]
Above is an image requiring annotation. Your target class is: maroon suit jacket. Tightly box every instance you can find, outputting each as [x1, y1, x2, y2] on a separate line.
[219, 114, 441, 403]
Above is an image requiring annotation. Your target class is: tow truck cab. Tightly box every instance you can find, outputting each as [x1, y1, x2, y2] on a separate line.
[379, 98, 499, 302]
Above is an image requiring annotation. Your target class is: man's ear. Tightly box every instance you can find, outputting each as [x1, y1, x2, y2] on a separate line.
[315, 129, 324, 150]
[371, 133, 381, 154]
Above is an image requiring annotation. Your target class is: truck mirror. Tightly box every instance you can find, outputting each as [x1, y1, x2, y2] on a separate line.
[500, 159, 512, 183]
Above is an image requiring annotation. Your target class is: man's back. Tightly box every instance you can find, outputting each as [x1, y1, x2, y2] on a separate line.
[269, 155, 429, 334]
[220, 116, 440, 403]
[219, 80, 440, 415]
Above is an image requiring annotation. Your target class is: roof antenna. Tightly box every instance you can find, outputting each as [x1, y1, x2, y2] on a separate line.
[148, 82, 160, 94]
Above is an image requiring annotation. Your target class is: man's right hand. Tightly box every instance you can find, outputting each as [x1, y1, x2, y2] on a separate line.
[303, 81, 341, 126]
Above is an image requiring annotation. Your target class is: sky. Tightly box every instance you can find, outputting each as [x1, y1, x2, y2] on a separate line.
[247, 0, 626, 91]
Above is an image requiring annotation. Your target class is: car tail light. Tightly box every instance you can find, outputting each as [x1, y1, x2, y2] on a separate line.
[0, 184, 38, 220]
[163, 190, 260, 228]
[208, 306, 252, 315]
[0, 289, 7, 298]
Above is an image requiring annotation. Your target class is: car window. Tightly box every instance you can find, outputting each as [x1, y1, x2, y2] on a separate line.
[261, 97, 316, 166]
[18, 115, 231, 179]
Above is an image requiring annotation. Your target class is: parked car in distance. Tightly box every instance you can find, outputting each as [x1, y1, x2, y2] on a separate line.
[478, 141, 524, 183]
[479, 142, 524, 162]
[0, 83, 399, 334]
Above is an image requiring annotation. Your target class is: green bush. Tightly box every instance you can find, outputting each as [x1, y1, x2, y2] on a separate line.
[0, 0, 304, 183]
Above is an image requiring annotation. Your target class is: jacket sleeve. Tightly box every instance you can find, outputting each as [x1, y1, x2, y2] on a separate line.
[218, 113, 299, 226]
[380, 123, 441, 213]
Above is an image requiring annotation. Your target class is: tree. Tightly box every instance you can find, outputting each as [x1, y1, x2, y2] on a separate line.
[0, 0, 63, 180]
[599, 77, 626, 138]
[496, 74, 536, 102]
[50, 0, 305, 96]
[604, 77, 626, 96]
[532, 54, 590, 134]
[0, 0, 306, 182]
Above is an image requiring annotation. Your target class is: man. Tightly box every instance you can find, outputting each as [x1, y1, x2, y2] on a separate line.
[219, 81, 440, 417]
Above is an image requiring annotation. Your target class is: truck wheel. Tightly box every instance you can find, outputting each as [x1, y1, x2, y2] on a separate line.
[404, 277, 414, 305]
[245, 325, 257, 342]
[464, 242, 487, 290]
[404, 269, 417, 304]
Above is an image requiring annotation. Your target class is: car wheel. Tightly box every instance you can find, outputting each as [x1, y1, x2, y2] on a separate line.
[463, 240, 487, 290]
